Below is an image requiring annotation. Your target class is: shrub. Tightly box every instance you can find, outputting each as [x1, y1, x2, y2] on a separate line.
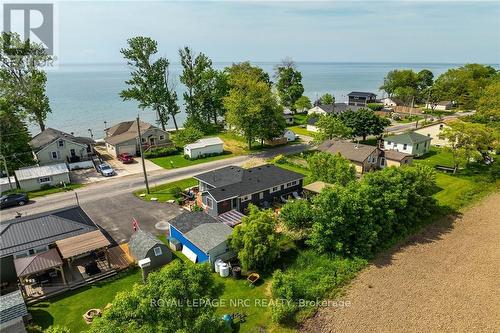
[144, 146, 178, 159]
[272, 154, 286, 164]
[271, 302, 298, 325]
[40, 183, 53, 190]
[168, 186, 183, 199]
[184, 151, 224, 161]
[367, 103, 384, 111]
[279, 200, 313, 231]
[171, 127, 204, 148]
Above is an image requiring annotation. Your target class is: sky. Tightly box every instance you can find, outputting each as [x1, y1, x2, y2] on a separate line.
[10, 1, 500, 64]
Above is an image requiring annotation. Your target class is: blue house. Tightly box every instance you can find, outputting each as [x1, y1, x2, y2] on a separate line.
[168, 212, 234, 267]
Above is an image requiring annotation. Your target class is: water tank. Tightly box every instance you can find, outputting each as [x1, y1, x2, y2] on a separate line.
[214, 259, 223, 273]
[219, 263, 229, 277]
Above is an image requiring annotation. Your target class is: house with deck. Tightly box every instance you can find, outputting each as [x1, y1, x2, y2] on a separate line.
[348, 91, 377, 107]
[194, 164, 305, 216]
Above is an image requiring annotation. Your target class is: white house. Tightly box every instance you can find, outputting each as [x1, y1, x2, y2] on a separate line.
[414, 122, 451, 147]
[383, 132, 432, 157]
[283, 108, 294, 125]
[381, 97, 403, 107]
[14, 164, 70, 191]
[283, 129, 298, 142]
[425, 101, 453, 111]
[184, 137, 224, 159]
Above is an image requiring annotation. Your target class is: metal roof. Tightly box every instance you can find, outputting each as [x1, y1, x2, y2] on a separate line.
[0, 206, 97, 257]
[185, 137, 224, 150]
[14, 163, 69, 181]
[0, 290, 28, 325]
[14, 248, 63, 277]
[56, 230, 110, 259]
[218, 210, 245, 227]
[128, 230, 164, 260]
[184, 223, 233, 253]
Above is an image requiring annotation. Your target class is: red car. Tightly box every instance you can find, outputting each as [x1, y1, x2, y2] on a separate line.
[117, 152, 134, 164]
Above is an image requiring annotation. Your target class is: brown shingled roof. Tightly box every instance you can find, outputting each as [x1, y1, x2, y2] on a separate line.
[105, 120, 154, 145]
[317, 140, 378, 163]
[383, 149, 412, 162]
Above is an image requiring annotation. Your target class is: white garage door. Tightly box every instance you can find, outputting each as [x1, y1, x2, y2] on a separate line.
[182, 246, 198, 263]
[118, 144, 136, 156]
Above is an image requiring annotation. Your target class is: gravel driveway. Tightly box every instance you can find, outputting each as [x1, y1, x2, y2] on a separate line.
[301, 192, 500, 333]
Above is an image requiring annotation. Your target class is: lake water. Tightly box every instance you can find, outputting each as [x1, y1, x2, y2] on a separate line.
[41, 62, 496, 138]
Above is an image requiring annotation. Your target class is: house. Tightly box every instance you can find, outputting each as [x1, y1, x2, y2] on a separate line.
[348, 91, 377, 107]
[184, 137, 224, 159]
[14, 163, 70, 191]
[29, 128, 94, 166]
[283, 108, 294, 125]
[283, 129, 297, 142]
[104, 120, 171, 157]
[384, 132, 432, 156]
[380, 149, 413, 168]
[0, 290, 28, 333]
[168, 211, 234, 266]
[0, 206, 99, 285]
[414, 122, 451, 147]
[425, 101, 453, 111]
[307, 103, 365, 132]
[318, 140, 381, 173]
[381, 97, 403, 107]
[128, 230, 172, 272]
[194, 164, 305, 216]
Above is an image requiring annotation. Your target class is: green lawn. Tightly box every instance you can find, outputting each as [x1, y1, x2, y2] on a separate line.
[134, 177, 198, 202]
[287, 125, 315, 137]
[293, 114, 308, 125]
[3, 183, 84, 198]
[29, 268, 141, 333]
[149, 151, 235, 169]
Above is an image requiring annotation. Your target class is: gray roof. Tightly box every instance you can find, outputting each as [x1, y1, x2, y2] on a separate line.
[14, 248, 63, 277]
[317, 140, 379, 163]
[348, 91, 376, 98]
[0, 290, 28, 325]
[385, 132, 432, 145]
[169, 211, 219, 234]
[382, 149, 412, 161]
[128, 230, 164, 260]
[185, 137, 224, 150]
[29, 128, 94, 153]
[0, 206, 97, 257]
[184, 223, 233, 253]
[15, 163, 68, 181]
[310, 103, 365, 119]
[196, 164, 305, 202]
[105, 120, 166, 145]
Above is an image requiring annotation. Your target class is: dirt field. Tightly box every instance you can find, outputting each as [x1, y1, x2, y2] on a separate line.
[301, 192, 500, 333]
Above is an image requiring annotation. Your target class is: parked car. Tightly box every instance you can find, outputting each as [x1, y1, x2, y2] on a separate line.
[0, 193, 29, 209]
[98, 163, 115, 177]
[117, 152, 134, 164]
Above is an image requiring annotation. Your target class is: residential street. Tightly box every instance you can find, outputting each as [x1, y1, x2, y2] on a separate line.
[0, 143, 310, 241]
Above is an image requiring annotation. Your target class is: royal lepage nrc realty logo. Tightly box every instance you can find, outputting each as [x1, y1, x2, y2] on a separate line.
[2, 3, 56, 58]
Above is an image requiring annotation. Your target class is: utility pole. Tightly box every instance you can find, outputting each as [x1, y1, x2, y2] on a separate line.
[137, 116, 150, 194]
[104, 121, 108, 136]
[88, 129, 94, 139]
[1, 155, 13, 190]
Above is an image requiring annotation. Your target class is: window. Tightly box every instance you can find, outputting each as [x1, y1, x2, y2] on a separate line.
[403, 144, 407, 150]
[159, 135, 165, 141]
[154, 246, 162, 256]
[141, 137, 146, 143]
[259, 192, 264, 200]
[51, 151, 58, 160]
[270, 186, 279, 193]
[70, 149, 76, 157]
[241, 195, 251, 202]
[58, 140, 64, 147]
[416, 144, 419, 149]
[380, 157, 385, 166]
[206, 197, 213, 209]
[39, 177, 51, 183]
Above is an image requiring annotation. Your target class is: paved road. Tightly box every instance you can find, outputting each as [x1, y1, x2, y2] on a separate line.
[386, 112, 473, 134]
[0, 143, 310, 222]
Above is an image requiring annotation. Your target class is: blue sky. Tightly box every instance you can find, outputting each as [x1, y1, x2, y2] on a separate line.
[55, 1, 500, 64]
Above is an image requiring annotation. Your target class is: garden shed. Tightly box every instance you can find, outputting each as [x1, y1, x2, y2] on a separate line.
[128, 230, 172, 271]
[183, 137, 224, 159]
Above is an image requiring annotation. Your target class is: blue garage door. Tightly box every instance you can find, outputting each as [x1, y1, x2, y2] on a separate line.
[169, 226, 209, 263]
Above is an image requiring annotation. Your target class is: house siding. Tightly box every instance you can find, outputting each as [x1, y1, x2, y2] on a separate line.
[36, 139, 90, 165]
[207, 241, 233, 267]
[143, 245, 172, 272]
[184, 143, 223, 159]
[108, 128, 171, 157]
[239, 180, 303, 212]
[169, 225, 209, 263]
[18, 172, 70, 191]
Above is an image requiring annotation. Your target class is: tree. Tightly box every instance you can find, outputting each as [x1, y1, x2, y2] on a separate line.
[44, 326, 70, 333]
[171, 127, 204, 148]
[294, 95, 312, 112]
[224, 63, 283, 149]
[314, 114, 353, 142]
[275, 59, 304, 110]
[319, 93, 334, 105]
[279, 199, 313, 231]
[307, 152, 356, 186]
[89, 261, 224, 333]
[0, 32, 52, 131]
[474, 79, 500, 124]
[339, 109, 391, 140]
[417, 69, 434, 91]
[228, 205, 281, 271]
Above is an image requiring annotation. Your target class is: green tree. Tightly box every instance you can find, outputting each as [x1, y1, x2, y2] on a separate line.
[474, 79, 500, 124]
[294, 95, 312, 112]
[339, 108, 391, 140]
[89, 261, 224, 333]
[279, 199, 313, 231]
[275, 59, 304, 110]
[224, 61, 271, 86]
[307, 152, 356, 186]
[314, 114, 353, 142]
[417, 69, 434, 91]
[319, 93, 334, 105]
[228, 205, 281, 271]
[171, 127, 204, 148]
[0, 32, 52, 131]
[44, 326, 70, 333]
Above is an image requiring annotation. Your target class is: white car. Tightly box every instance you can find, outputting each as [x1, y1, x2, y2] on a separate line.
[98, 163, 115, 177]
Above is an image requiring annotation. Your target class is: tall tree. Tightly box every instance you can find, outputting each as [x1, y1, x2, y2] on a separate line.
[339, 109, 391, 140]
[471, 79, 500, 124]
[314, 114, 353, 142]
[294, 95, 312, 112]
[319, 93, 334, 105]
[307, 152, 357, 186]
[0, 32, 52, 131]
[275, 59, 304, 110]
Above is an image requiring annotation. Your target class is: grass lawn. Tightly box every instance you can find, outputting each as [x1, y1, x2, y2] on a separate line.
[293, 114, 308, 125]
[29, 268, 142, 333]
[149, 151, 235, 169]
[287, 125, 315, 137]
[133, 177, 198, 202]
[4, 183, 84, 198]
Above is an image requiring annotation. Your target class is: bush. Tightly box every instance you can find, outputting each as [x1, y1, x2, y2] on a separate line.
[280, 200, 313, 231]
[184, 151, 224, 161]
[171, 127, 204, 148]
[168, 186, 183, 199]
[271, 302, 298, 325]
[144, 146, 178, 158]
[367, 103, 384, 111]
[272, 154, 286, 164]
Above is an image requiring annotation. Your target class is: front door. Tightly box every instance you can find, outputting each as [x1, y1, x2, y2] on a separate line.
[149, 137, 155, 145]
[70, 149, 76, 157]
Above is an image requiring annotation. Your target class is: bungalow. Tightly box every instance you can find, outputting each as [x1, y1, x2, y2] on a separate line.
[348, 91, 377, 107]
[168, 212, 234, 266]
[128, 230, 172, 272]
[14, 163, 70, 191]
[105, 120, 171, 157]
[307, 103, 365, 132]
[381, 97, 404, 107]
[384, 132, 432, 156]
[29, 128, 94, 166]
[184, 137, 224, 159]
[194, 164, 305, 216]
[425, 101, 453, 111]
[414, 122, 451, 147]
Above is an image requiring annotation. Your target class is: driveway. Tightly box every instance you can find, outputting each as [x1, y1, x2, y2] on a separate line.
[96, 146, 162, 177]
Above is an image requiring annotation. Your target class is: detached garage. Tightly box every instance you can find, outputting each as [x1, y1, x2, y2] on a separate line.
[168, 212, 234, 267]
[184, 137, 224, 159]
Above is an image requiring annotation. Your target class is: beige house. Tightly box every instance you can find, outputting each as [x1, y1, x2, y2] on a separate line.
[105, 120, 171, 157]
[414, 122, 451, 147]
[29, 128, 94, 166]
[425, 101, 453, 111]
[15, 164, 70, 191]
[381, 150, 413, 167]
